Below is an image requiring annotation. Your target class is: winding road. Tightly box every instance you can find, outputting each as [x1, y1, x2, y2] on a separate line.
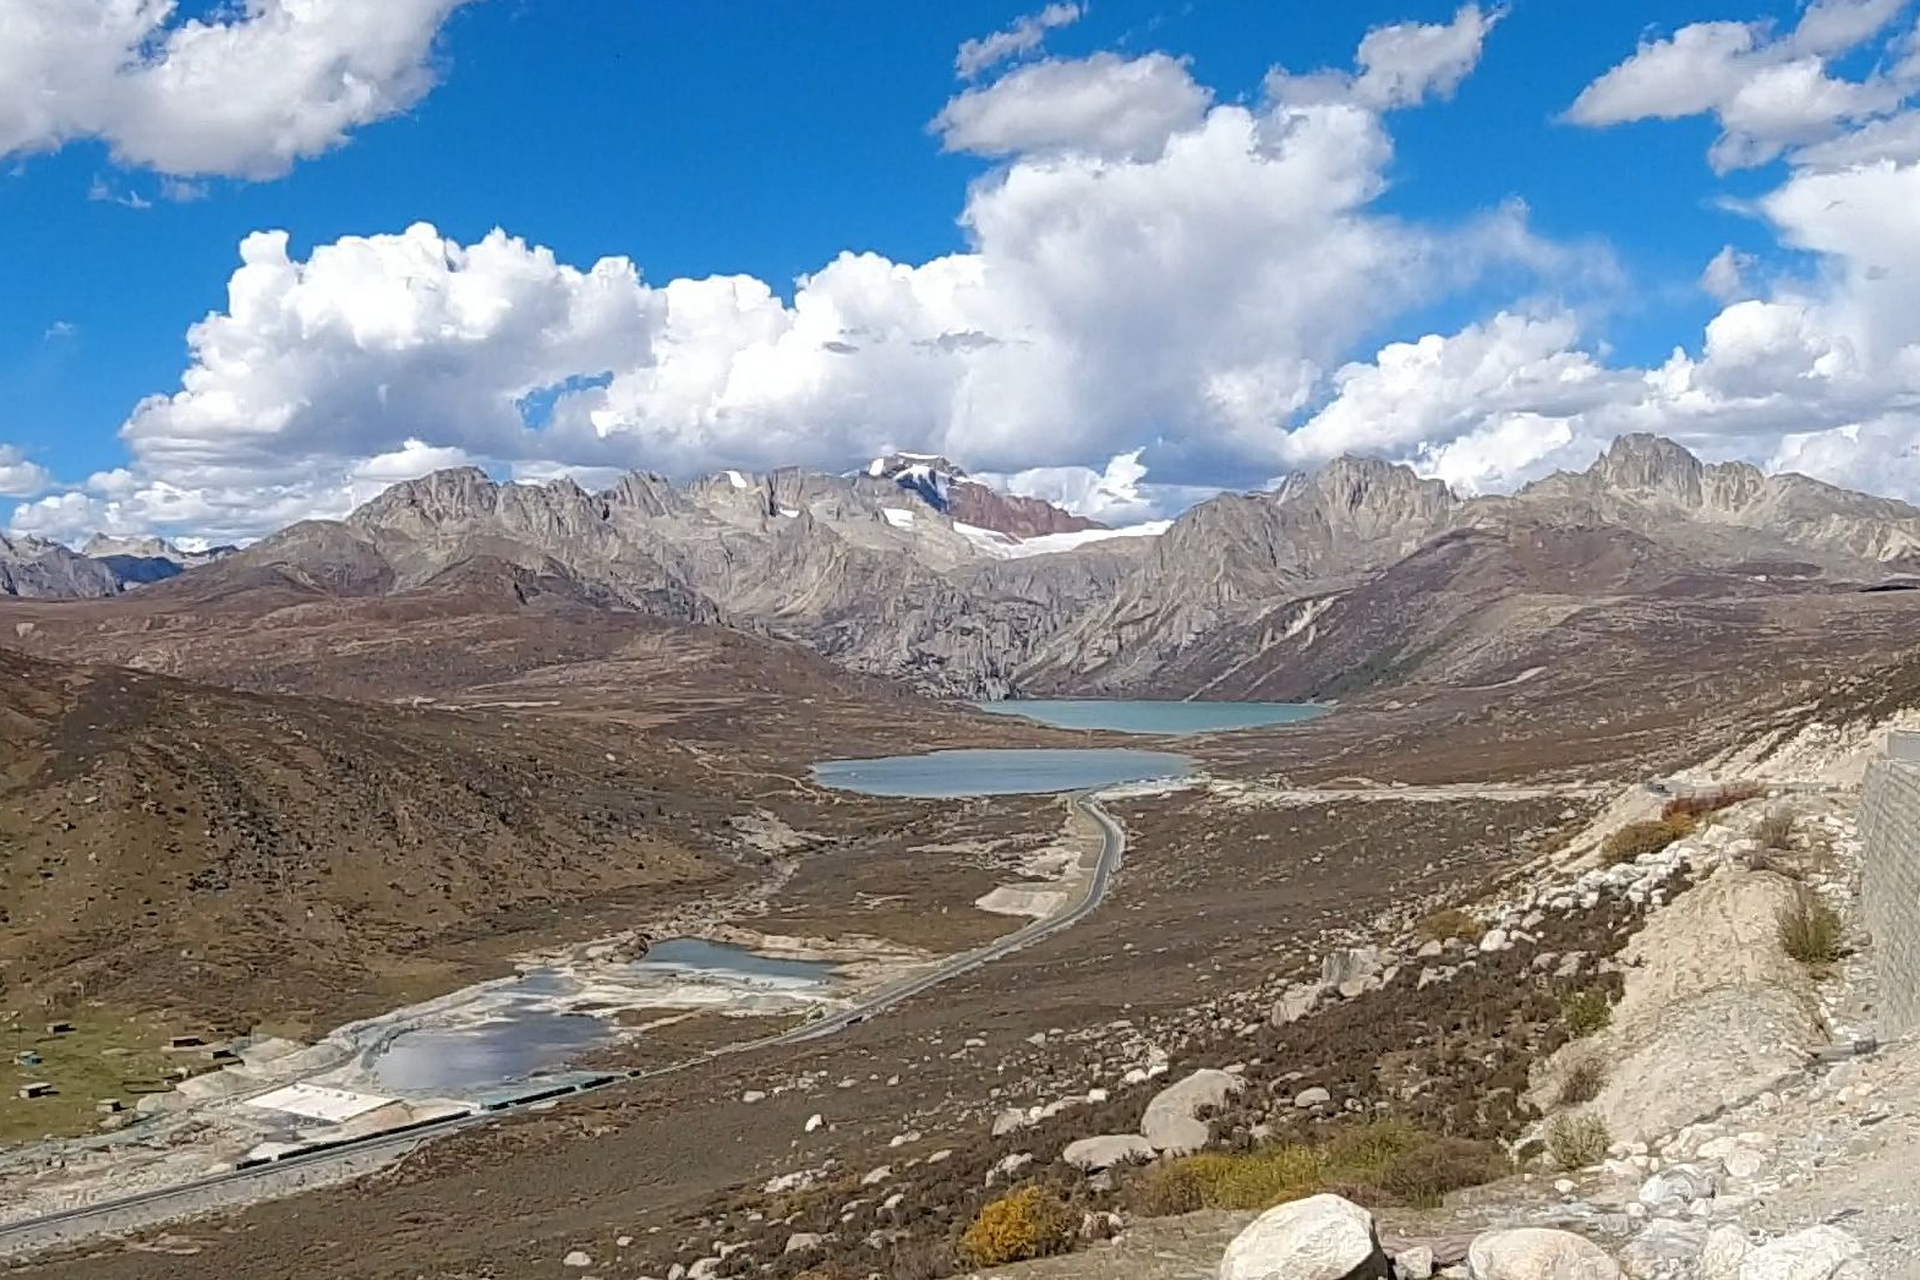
[0, 791, 1128, 1260]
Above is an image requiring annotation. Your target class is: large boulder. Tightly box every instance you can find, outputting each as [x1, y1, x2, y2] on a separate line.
[1321, 947, 1387, 999]
[1142, 1068, 1244, 1155]
[1062, 1134, 1156, 1172]
[1272, 981, 1327, 1026]
[1737, 1226, 1863, 1280]
[1467, 1227, 1622, 1280]
[1218, 1193, 1387, 1280]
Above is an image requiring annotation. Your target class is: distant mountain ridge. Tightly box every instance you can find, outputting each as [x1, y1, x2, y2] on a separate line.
[5, 435, 1918, 699]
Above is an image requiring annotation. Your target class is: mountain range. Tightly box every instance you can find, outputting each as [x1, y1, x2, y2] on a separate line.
[5, 436, 1918, 700]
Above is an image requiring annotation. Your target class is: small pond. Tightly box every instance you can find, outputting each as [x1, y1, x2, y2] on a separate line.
[370, 1006, 610, 1094]
[368, 939, 837, 1093]
[811, 747, 1192, 798]
[973, 698, 1325, 735]
[634, 938, 836, 986]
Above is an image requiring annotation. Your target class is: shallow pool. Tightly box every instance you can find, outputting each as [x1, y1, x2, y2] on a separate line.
[370, 1006, 610, 1094]
[811, 747, 1192, 798]
[635, 938, 835, 985]
[973, 698, 1324, 735]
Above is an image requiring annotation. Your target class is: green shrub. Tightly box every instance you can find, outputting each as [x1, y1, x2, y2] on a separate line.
[1778, 890, 1843, 966]
[959, 1185, 1077, 1268]
[1546, 1113, 1610, 1171]
[1560, 989, 1612, 1038]
[1603, 816, 1694, 865]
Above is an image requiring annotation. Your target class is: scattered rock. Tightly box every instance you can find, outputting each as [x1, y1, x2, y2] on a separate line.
[1735, 1226, 1863, 1280]
[1467, 1227, 1622, 1280]
[1397, 1245, 1437, 1279]
[784, 1232, 825, 1255]
[988, 1152, 1033, 1184]
[1141, 1068, 1243, 1155]
[1272, 982, 1327, 1025]
[1219, 1193, 1388, 1280]
[1698, 1226, 1751, 1280]
[1322, 948, 1386, 999]
[562, 1250, 592, 1268]
[1062, 1134, 1157, 1173]
[1619, 1219, 1705, 1279]
[1294, 1086, 1332, 1109]
[992, 1107, 1030, 1137]
[1638, 1164, 1716, 1213]
[803, 1113, 823, 1134]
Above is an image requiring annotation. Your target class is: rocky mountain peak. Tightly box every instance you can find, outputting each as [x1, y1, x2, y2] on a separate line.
[1589, 433, 1707, 501]
[602, 470, 687, 519]
[348, 466, 502, 527]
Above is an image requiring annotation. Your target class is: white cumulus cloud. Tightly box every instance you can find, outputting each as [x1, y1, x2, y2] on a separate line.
[0, 446, 53, 498]
[1566, 0, 1920, 171]
[0, 0, 470, 179]
[933, 53, 1212, 160]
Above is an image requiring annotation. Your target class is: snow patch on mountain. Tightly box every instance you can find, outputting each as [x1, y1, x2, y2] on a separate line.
[954, 520, 1170, 559]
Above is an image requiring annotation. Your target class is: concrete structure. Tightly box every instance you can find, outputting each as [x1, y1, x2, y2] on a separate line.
[1860, 732, 1920, 1036]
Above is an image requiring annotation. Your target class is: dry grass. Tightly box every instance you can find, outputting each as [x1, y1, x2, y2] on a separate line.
[1555, 1050, 1608, 1106]
[1124, 1121, 1509, 1217]
[1546, 1113, 1610, 1172]
[1414, 907, 1484, 944]
[1778, 889, 1843, 967]
[1660, 783, 1764, 824]
[1755, 807, 1797, 851]
[1602, 814, 1695, 865]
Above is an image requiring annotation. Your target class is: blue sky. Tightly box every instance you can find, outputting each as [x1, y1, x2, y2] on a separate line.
[5, 0, 1920, 540]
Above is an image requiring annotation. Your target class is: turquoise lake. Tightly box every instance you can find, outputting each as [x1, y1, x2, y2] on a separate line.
[973, 698, 1325, 735]
[811, 747, 1192, 798]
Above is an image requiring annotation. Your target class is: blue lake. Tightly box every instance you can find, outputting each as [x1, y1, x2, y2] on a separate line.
[811, 747, 1192, 798]
[974, 699, 1325, 735]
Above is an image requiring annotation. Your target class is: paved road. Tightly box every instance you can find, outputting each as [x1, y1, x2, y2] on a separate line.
[0, 792, 1127, 1257]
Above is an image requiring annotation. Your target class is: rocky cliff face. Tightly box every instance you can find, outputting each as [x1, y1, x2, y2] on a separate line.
[0, 533, 121, 598]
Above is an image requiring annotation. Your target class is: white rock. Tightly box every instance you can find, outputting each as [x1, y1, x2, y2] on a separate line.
[1273, 982, 1328, 1024]
[1397, 1245, 1437, 1279]
[688, 1259, 721, 1280]
[1736, 1226, 1863, 1280]
[1467, 1227, 1621, 1279]
[988, 1151, 1033, 1184]
[860, 1164, 891, 1186]
[927, 1148, 953, 1164]
[1294, 1086, 1332, 1108]
[1721, 1148, 1764, 1180]
[1698, 1226, 1751, 1280]
[804, 1113, 823, 1133]
[784, 1233, 825, 1255]
[1218, 1193, 1382, 1280]
[991, 1107, 1030, 1137]
[1063, 1134, 1157, 1172]
[1554, 1179, 1577, 1196]
[615, 1235, 633, 1248]
[1638, 1164, 1716, 1210]
[1141, 1068, 1244, 1155]
[741, 1090, 765, 1103]
[562, 1251, 592, 1268]
[1479, 929, 1511, 953]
